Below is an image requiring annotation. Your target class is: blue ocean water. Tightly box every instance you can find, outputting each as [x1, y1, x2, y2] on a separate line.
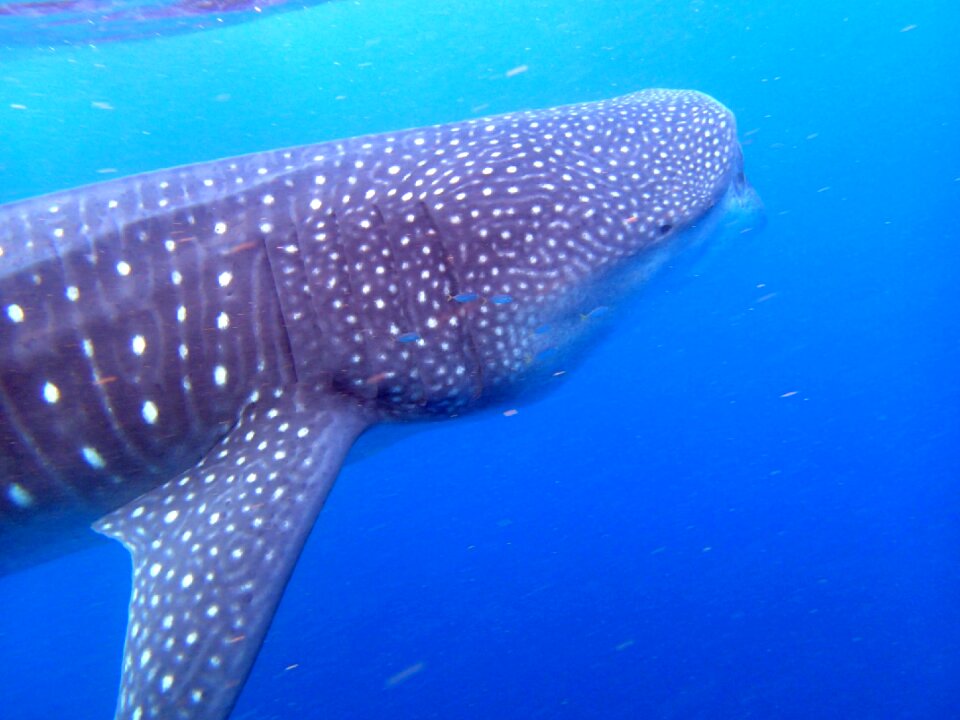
[1, 1, 958, 718]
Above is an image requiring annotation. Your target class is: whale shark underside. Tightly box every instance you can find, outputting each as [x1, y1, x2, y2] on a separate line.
[0, 89, 762, 719]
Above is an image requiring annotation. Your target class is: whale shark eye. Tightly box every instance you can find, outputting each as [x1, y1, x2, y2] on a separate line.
[658, 224, 673, 235]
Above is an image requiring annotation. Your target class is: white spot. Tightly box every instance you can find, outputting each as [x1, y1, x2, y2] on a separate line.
[7, 483, 33, 508]
[116, 260, 131, 276]
[214, 221, 227, 235]
[214, 365, 228, 386]
[131, 335, 147, 356]
[218, 271, 233, 287]
[161, 674, 174, 692]
[66, 286, 80, 302]
[177, 306, 187, 323]
[181, 573, 194, 588]
[42, 381, 60, 404]
[164, 510, 179, 523]
[217, 312, 230, 330]
[81, 446, 106, 469]
[142, 400, 159, 424]
[6, 304, 24, 323]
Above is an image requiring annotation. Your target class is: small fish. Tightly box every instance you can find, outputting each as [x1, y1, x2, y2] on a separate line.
[584, 305, 610, 320]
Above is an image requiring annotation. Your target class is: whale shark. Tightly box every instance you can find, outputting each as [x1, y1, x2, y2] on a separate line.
[0, 88, 762, 719]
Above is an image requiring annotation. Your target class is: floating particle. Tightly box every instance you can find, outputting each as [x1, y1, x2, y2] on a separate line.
[385, 662, 425, 687]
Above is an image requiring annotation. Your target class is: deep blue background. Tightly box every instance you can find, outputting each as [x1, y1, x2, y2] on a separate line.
[1, 1, 958, 718]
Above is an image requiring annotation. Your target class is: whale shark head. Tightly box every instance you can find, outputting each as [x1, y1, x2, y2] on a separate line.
[343, 88, 762, 399]
[251, 88, 766, 413]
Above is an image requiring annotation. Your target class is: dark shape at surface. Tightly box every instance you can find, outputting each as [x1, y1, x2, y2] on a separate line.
[0, 0, 334, 45]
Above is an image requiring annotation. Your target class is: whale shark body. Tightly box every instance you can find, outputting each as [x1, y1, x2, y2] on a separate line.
[0, 89, 762, 719]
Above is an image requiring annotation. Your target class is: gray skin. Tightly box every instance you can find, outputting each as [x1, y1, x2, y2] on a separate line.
[0, 89, 762, 720]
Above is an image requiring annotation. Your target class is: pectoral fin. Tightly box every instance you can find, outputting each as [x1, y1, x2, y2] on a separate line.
[94, 387, 369, 720]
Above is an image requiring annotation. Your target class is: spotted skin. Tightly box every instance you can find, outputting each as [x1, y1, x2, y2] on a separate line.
[97, 387, 369, 720]
[0, 89, 761, 719]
